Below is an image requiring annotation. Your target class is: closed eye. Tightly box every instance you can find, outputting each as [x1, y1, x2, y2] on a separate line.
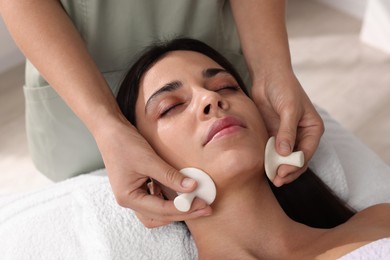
[160, 103, 184, 118]
[216, 85, 241, 92]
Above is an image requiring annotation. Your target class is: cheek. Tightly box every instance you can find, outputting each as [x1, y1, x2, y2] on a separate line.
[242, 97, 268, 138]
[152, 121, 198, 169]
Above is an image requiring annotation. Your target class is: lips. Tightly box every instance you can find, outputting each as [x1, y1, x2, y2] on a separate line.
[204, 116, 246, 145]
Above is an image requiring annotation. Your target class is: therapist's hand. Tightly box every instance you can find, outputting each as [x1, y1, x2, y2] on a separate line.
[251, 71, 324, 187]
[95, 118, 212, 228]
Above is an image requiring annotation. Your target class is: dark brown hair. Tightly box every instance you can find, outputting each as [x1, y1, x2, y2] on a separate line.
[116, 38, 355, 228]
[270, 169, 354, 228]
[117, 38, 248, 126]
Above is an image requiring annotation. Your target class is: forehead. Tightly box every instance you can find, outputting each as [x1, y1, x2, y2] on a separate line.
[140, 50, 223, 97]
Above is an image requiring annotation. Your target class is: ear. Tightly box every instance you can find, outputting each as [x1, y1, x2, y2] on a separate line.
[148, 179, 177, 200]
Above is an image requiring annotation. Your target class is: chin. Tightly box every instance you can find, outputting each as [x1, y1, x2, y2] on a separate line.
[207, 148, 263, 185]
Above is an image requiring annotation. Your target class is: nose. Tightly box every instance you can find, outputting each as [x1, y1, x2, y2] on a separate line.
[198, 90, 228, 119]
[203, 101, 223, 114]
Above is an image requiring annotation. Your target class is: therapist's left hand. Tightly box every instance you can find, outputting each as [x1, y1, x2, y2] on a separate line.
[251, 70, 324, 187]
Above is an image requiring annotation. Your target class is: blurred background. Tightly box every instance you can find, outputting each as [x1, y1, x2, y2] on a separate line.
[1, 0, 389, 195]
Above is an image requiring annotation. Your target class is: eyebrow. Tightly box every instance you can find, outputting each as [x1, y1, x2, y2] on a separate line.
[202, 68, 229, 78]
[144, 67, 230, 114]
[145, 80, 182, 113]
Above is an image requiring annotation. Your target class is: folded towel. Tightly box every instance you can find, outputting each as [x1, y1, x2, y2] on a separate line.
[309, 135, 348, 201]
[314, 106, 390, 211]
[339, 238, 390, 260]
[0, 171, 197, 260]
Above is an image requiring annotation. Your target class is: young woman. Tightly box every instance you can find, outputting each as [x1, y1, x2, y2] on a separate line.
[117, 38, 390, 259]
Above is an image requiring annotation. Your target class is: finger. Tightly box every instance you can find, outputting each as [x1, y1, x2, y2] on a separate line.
[295, 104, 324, 161]
[190, 197, 212, 214]
[277, 164, 301, 178]
[273, 171, 300, 187]
[296, 126, 324, 163]
[134, 189, 212, 228]
[136, 204, 213, 229]
[147, 162, 197, 194]
[275, 172, 300, 186]
[135, 211, 172, 229]
[276, 109, 299, 156]
[273, 164, 307, 187]
[130, 190, 212, 223]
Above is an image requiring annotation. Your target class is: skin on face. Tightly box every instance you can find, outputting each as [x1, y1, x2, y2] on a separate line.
[135, 51, 269, 188]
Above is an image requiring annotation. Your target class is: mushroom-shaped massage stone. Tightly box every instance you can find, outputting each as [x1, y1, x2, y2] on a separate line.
[174, 167, 217, 212]
[264, 136, 305, 181]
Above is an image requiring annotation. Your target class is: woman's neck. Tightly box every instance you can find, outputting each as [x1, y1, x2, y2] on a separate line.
[185, 173, 324, 259]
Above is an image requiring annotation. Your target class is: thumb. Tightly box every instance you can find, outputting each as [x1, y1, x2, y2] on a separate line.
[149, 161, 197, 194]
[276, 111, 298, 156]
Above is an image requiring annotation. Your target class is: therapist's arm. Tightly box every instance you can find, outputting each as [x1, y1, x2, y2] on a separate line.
[0, 0, 211, 227]
[230, 0, 324, 186]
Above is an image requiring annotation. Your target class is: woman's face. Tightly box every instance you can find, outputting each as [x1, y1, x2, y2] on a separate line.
[135, 51, 268, 186]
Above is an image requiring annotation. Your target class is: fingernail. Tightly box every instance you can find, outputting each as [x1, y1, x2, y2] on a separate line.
[181, 178, 196, 188]
[279, 141, 291, 153]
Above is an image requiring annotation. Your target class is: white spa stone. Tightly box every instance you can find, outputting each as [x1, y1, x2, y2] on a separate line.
[264, 136, 305, 181]
[174, 167, 217, 212]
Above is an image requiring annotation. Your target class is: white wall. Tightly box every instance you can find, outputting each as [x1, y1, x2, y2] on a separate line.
[0, 17, 25, 74]
[360, 0, 390, 54]
[315, 0, 368, 20]
[316, 0, 390, 54]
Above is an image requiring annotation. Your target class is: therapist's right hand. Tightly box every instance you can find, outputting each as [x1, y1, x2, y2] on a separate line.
[94, 118, 212, 228]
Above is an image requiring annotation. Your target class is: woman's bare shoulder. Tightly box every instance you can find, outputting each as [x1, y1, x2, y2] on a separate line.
[309, 204, 390, 259]
[350, 203, 390, 225]
[334, 203, 390, 244]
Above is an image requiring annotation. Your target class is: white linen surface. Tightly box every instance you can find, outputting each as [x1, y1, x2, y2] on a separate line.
[314, 106, 390, 211]
[339, 238, 390, 260]
[0, 106, 389, 259]
[0, 171, 197, 260]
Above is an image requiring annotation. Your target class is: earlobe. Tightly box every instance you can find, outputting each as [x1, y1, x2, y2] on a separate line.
[147, 179, 163, 198]
[147, 178, 177, 200]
